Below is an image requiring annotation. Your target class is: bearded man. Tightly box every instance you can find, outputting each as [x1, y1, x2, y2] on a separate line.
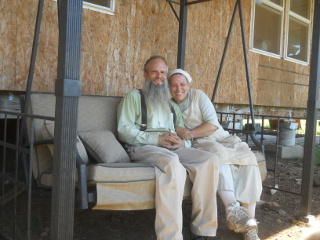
[117, 56, 219, 240]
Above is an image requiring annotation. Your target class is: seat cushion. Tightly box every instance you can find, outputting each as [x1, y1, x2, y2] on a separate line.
[88, 162, 193, 211]
[86, 162, 155, 183]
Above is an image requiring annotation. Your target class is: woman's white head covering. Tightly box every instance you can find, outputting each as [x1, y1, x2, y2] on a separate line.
[167, 69, 192, 83]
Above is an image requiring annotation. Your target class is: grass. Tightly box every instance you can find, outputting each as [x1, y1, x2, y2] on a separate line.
[315, 145, 320, 165]
[298, 120, 320, 135]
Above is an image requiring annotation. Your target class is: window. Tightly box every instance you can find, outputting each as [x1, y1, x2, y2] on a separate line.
[83, 0, 115, 15]
[250, 0, 313, 64]
[54, 0, 115, 15]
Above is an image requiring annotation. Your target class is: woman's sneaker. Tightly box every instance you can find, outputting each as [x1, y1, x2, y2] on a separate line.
[242, 228, 260, 240]
[226, 202, 258, 233]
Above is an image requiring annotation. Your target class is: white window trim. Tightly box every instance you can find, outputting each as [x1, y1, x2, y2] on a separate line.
[249, 0, 285, 58]
[54, 0, 115, 15]
[250, 0, 313, 66]
[283, 0, 313, 65]
[83, 1, 115, 15]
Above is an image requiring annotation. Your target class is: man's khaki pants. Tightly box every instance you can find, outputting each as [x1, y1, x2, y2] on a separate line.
[128, 145, 219, 240]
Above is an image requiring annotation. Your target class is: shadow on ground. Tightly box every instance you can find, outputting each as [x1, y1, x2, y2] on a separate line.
[1, 151, 320, 240]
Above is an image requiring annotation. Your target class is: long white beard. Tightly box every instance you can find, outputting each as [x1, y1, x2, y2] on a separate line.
[142, 80, 171, 111]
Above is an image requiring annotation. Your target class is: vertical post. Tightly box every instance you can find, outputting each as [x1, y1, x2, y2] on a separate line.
[20, 0, 44, 189]
[300, 0, 320, 218]
[50, 0, 82, 239]
[238, 0, 255, 126]
[238, 0, 263, 151]
[177, 0, 188, 69]
[23, 0, 44, 114]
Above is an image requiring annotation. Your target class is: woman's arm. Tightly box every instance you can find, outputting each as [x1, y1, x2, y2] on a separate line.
[176, 123, 217, 140]
[175, 90, 219, 141]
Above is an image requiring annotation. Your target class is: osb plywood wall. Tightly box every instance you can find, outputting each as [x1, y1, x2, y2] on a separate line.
[185, 0, 253, 105]
[256, 55, 310, 108]
[81, 0, 179, 96]
[0, 0, 179, 96]
[0, 0, 313, 110]
[184, 0, 311, 110]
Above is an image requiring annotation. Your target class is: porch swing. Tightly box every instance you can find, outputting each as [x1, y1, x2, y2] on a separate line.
[18, 0, 266, 210]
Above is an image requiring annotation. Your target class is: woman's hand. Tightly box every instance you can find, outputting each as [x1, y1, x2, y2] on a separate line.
[175, 123, 218, 141]
[175, 126, 194, 140]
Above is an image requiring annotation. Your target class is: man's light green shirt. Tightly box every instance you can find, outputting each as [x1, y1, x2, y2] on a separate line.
[117, 89, 191, 148]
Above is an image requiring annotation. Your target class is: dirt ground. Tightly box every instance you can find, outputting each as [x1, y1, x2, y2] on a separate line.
[1, 151, 320, 240]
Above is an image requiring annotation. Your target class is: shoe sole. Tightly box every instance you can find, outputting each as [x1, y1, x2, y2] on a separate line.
[227, 221, 258, 233]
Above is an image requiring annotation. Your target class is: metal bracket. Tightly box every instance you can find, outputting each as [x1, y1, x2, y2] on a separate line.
[55, 78, 82, 97]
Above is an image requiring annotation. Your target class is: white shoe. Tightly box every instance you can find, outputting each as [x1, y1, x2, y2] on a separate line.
[226, 202, 258, 233]
[242, 228, 260, 240]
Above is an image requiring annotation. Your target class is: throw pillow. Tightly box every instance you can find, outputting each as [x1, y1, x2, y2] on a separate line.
[77, 130, 130, 164]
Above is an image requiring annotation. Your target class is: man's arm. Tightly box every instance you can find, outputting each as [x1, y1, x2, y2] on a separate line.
[117, 90, 159, 146]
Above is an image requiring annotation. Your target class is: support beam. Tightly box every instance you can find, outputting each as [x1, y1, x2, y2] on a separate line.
[50, 0, 83, 239]
[23, 0, 44, 114]
[20, 0, 44, 190]
[177, 0, 188, 69]
[167, 0, 213, 68]
[300, 0, 320, 217]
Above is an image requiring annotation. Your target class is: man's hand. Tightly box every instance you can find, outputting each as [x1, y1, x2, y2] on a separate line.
[158, 133, 185, 150]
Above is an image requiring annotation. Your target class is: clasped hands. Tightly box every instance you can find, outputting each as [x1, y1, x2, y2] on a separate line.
[158, 132, 185, 150]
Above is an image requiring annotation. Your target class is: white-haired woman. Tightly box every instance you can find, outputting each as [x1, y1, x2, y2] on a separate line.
[168, 69, 262, 240]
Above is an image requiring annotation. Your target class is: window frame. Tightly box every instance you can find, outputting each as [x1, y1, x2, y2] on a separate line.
[83, 0, 115, 15]
[54, 0, 115, 15]
[250, 0, 313, 65]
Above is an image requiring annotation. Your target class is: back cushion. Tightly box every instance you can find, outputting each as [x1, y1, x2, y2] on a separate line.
[28, 93, 123, 186]
[77, 95, 123, 137]
[30, 93, 123, 137]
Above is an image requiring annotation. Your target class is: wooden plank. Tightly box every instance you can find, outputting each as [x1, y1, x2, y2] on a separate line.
[0, 186, 25, 205]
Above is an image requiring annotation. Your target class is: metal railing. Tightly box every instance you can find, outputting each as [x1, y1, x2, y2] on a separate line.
[217, 111, 314, 196]
[0, 109, 54, 240]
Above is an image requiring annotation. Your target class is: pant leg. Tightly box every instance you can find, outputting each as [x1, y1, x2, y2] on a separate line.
[193, 141, 262, 203]
[218, 164, 262, 203]
[232, 165, 262, 203]
[175, 147, 219, 237]
[128, 145, 186, 240]
[218, 164, 235, 191]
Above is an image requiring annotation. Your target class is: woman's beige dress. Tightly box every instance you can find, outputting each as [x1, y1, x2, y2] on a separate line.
[176, 89, 262, 203]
